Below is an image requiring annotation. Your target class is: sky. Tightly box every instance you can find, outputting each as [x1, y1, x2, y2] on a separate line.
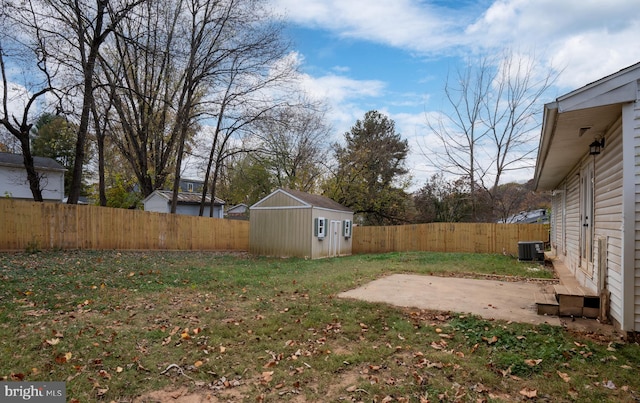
[269, 0, 640, 189]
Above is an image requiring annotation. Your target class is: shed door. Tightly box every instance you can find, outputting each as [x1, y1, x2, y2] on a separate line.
[580, 162, 594, 277]
[329, 220, 341, 257]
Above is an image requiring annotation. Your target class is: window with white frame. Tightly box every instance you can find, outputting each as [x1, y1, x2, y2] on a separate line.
[315, 217, 326, 239]
[343, 219, 352, 238]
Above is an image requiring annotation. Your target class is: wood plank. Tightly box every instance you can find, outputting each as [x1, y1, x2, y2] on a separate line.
[534, 291, 559, 306]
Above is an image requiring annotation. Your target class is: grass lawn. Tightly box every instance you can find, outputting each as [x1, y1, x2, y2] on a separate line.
[0, 250, 638, 402]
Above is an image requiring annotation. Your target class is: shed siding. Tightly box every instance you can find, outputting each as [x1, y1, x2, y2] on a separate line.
[255, 192, 306, 208]
[310, 210, 353, 259]
[250, 207, 313, 258]
[594, 120, 623, 324]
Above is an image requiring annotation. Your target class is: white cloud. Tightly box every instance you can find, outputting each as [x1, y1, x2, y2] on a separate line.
[466, 0, 640, 90]
[274, 0, 640, 91]
[271, 0, 465, 53]
[271, 0, 640, 187]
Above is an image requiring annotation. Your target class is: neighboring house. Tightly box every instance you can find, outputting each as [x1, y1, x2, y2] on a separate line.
[225, 203, 249, 220]
[250, 188, 354, 259]
[499, 209, 549, 224]
[0, 152, 65, 202]
[533, 61, 640, 333]
[178, 178, 205, 194]
[142, 189, 225, 218]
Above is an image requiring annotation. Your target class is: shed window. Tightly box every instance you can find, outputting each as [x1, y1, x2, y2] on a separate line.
[343, 219, 352, 238]
[314, 217, 327, 239]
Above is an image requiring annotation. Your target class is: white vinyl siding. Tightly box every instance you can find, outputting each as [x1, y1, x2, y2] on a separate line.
[632, 84, 640, 330]
[594, 120, 623, 324]
[564, 166, 581, 274]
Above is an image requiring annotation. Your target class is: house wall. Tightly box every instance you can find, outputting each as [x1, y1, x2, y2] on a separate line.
[310, 209, 353, 259]
[632, 88, 640, 331]
[594, 121, 624, 325]
[176, 204, 223, 218]
[143, 194, 170, 213]
[0, 166, 64, 201]
[550, 118, 625, 326]
[249, 207, 313, 258]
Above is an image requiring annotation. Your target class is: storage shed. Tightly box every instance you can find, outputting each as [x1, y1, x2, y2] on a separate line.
[250, 188, 354, 259]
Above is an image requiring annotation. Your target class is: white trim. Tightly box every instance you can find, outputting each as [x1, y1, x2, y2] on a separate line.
[621, 102, 636, 331]
[251, 188, 311, 209]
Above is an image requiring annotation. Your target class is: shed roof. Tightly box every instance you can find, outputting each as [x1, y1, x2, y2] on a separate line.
[0, 152, 66, 171]
[534, 61, 640, 191]
[143, 189, 225, 205]
[251, 188, 352, 213]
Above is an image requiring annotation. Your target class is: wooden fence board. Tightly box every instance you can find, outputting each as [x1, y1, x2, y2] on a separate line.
[352, 222, 548, 255]
[0, 199, 249, 251]
[1, 199, 546, 255]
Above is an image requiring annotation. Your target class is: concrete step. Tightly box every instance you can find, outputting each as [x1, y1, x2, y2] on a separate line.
[534, 290, 559, 316]
[534, 284, 600, 319]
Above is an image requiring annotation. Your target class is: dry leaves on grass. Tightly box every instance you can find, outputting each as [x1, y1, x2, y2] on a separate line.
[519, 388, 537, 399]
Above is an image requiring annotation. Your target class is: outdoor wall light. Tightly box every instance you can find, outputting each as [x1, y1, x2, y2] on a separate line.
[589, 137, 605, 155]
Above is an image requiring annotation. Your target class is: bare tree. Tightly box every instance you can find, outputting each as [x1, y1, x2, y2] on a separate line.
[97, 0, 196, 198]
[0, 8, 58, 201]
[30, 0, 147, 203]
[422, 51, 556, 221]
[253, 101, 330, 193]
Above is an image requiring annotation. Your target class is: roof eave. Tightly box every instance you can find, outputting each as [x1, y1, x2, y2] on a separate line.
[533, 102, 558, 191]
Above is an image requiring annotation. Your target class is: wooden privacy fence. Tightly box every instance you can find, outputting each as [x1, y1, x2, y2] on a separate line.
[352, 222, 549, 255]
[0, 199, 546, 255]
[0, 199, 249, 251]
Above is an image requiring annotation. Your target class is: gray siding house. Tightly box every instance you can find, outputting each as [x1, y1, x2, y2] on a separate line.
[143, 190, 225, 218]
[534, 61, 640, 333]
[250, 188, 354, 259]
[0, 152, 65, 202]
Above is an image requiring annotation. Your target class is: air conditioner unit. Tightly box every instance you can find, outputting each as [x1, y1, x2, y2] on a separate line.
[518, 241, 545, 261]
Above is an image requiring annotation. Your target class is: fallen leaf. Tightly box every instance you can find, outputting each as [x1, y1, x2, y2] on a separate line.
[557, 370, 571, 382]
[46, 338, 60, 346]
[519, 388, 537, 398]
[482, 335, 498, 345]
[261, 371, 274, 383]
[194, 360, 203, 368]
[96, 387, 109, 397]
[116, 367, 123, 373]
[219, 346, 226, 353]
[524, 359, 542, 367]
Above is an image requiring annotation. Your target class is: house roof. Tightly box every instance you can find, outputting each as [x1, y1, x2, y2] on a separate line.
[534, 61, 640, 191]
[251, 188, 353, 213]
[143, 189, 225, 205]
[226, 203, 248, 214]
[0, 152, 66, 171]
